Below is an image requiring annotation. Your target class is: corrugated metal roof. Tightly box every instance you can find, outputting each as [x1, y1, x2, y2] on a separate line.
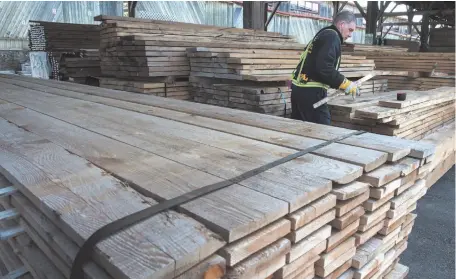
[0, 1, 122, 40]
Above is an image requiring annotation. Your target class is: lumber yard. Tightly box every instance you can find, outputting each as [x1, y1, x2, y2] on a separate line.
[0, 1, 454, 279]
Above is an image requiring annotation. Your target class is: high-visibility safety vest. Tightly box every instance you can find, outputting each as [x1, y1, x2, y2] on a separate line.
[291, 29, 341, 89]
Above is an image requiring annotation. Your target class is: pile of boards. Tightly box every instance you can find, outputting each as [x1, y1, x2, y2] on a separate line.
[187, 47, 380, 116]
[96, 15, 299, 105]
[0, 73, 447, 279]
[28, 21, 101, 80]
[29, 21, 100, 51]
[59, 50, 101, 83]
[352, 52, 455, 75]
[328, 86, 455, 140]
[99, 77, 191, 100]
[385, 75, 455, 91]
[187, 47, 300, 117]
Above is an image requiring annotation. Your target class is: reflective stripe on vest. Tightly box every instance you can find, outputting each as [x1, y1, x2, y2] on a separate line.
[291, 29, 341, 89]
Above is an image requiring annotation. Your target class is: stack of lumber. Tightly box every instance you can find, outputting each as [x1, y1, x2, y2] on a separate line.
[385, 76, 455, 91]
[96, 15, 298, 80]
[99, 77, 191, 100]
[352, 52, 455, 75]
[342, 44, 408, 53]
[59, 50, 101, 83]
[0, 74, 442, 279]
[187, 48, 378, 116]
[329, 87, 455, 140]
[28, 21, 101, 80]
[29, 21, 100, 51]
[187, 47, 301, 82]
[429, 28, 455, 53]
[190, 77, 291, 117]
[28, 24, 46, 51]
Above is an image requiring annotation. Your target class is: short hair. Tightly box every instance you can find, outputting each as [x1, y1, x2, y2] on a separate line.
[333, 10, 356, 25]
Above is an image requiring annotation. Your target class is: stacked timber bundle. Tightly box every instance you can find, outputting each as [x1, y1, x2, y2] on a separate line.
[96, 15, 297, 79]
[338, 55, 376, 79]
[29, 21, 100, 51]
[59, 50, 101, 83]
[99, 77, 191, 100]
[28, 24, 46, 51]
[0, 74, 445, 279]
[352, 52, 455, 75]
[429, 28, 455, 53]
[187, 48, 379, 116]
[328, 87, 455, 140]
[385, 76, 455, 91]
[96, 15, 299, 103]
[190, 78, 292, 117]
[28, 21, 101, 80]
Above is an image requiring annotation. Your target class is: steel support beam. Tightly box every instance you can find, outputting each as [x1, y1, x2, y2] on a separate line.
[377, 1, 391, 21]
[265, 2, 281, 30]
[338, 1, 348, 12]
[354, 1, 367, 20]
[407, 6, 413, 41]
[243, 1, 267, 30]
[127, 1, 137, 18]
[366, 2, 379, 43]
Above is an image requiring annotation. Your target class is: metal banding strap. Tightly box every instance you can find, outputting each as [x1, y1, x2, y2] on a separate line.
[69, 129, 366, 279]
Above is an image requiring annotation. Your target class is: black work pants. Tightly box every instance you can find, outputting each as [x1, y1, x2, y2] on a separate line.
[290, 84, 331, 125]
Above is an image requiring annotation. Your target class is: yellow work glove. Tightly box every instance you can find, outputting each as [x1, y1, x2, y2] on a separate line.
[339, 78, 359, 97]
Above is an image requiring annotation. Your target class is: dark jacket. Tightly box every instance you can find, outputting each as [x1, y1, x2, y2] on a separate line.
[294, 25, 345, 89]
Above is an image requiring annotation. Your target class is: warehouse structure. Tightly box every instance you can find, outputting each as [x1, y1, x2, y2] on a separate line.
[0, 1, 454, 279]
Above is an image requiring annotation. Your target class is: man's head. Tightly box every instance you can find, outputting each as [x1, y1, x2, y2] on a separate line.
[333, 10, 357, 41]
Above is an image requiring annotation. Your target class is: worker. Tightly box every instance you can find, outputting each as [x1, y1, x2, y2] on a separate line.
[290, 10, 359, 125]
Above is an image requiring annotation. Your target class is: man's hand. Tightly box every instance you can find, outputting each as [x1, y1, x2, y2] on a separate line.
[339, 78, 359, 97]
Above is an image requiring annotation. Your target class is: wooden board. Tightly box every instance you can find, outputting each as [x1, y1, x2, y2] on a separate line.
[219, 219, 291, 267]
[363, 192, 395, 212]
[360, 202, 391, 226]
[287, 194, 337, 230]
[286, 225, 331, 263]
[174, 255, 226, 279]
[353, 253, 384, 279]
[316, 237, 356, 267]
[330, 206, 365, 230]
[354, 220, 384, 246]
[359, 157, 421, 187]
[224, 238, 290, 279]
[352, 237, 384, 269]
[320, 259, 353, 279]
[335, 191, 370, 217]
[274, 254, 319, 279]
[326, 219, 360, 252]
[332, 182, 370, 201]
[289, 209, 336, 243]
[315, 246, 356, 277]
[383, 263, 409, 279]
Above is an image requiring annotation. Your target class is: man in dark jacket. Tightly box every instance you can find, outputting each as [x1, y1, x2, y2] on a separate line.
[290, 11, 359, 125]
